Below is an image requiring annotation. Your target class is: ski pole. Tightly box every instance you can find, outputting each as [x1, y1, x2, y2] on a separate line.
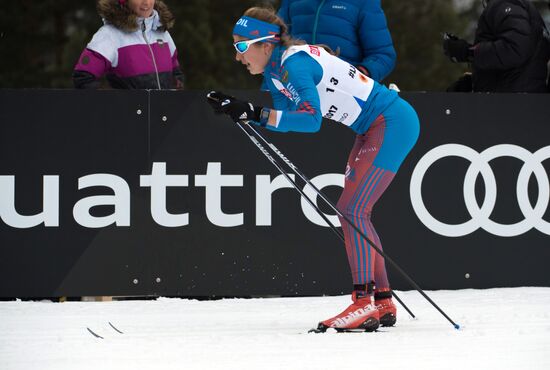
[239, 120, 459, 330]
[232, 121, 345, 243]
[242, 121, 416, 319]
[237, 121, 416, 319]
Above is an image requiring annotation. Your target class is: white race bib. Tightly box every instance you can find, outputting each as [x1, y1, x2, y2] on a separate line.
[281, 45, 374, 126]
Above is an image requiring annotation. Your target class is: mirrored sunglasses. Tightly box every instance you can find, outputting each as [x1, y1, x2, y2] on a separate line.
[233, 35, 276, 54]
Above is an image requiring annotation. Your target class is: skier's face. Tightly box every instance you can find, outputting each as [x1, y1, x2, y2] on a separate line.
[128, 0, 155, 18]
[233, 35, 274, 75]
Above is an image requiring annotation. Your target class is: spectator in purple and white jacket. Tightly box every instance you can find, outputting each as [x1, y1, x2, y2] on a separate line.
[73, 0, 184, 89]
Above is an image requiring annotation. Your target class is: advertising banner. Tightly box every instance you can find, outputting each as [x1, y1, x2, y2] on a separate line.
[1, 90, 549, 297]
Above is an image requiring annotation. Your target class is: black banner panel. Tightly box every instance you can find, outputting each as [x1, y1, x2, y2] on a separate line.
[1, 90, 549, 297]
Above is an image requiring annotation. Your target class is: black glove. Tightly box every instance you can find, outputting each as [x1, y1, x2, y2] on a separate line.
[206, 91, 235, 115]
[443, 33, 473, 63]
[206, 90, 262, 122]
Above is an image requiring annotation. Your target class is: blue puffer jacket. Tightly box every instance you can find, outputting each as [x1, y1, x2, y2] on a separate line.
[278, 0, 396, 82]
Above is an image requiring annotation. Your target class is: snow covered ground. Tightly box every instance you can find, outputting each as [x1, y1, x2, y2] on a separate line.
[1, 287, 549, 370]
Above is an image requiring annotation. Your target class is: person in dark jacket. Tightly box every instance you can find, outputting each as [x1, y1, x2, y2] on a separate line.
[73, 0, 184, 89]
[443, 0, 549, 93]
[277, 0, 396, 82]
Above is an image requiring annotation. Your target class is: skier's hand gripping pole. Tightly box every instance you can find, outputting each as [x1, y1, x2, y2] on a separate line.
[207, 91, 263, 122]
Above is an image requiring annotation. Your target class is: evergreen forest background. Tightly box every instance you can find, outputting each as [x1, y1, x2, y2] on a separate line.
[1, 0, 549, 91]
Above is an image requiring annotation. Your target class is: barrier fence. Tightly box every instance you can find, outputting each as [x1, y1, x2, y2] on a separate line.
[1, 89, 549, 297]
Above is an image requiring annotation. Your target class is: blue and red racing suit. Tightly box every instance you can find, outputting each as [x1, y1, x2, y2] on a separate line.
[261, 44, 419, 290]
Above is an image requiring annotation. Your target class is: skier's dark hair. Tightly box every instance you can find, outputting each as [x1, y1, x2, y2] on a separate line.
[243, 6, 337, 55]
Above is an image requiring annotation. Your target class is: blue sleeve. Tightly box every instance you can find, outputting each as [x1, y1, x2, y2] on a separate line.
[265, 52, 323, 133]
[260, 78, 269, 92]
[270, 87, 291, 111]
[358, 0, 396, 81]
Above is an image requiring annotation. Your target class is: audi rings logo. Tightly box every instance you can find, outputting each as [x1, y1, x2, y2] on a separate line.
[410, 144, 550, 237]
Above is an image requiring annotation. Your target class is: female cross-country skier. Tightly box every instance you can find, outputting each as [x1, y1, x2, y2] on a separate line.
[207, 7, 419, 332]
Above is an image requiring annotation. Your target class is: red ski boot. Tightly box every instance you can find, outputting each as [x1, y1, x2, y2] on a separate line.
[375, 290, 397, 327]
[309, 291, 380, 333]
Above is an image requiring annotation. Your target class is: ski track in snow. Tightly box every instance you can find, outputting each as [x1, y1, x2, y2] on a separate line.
[1, 287, 549, 370]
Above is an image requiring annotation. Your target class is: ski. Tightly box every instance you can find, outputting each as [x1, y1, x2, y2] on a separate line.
[108, 321, 124, 334]
[308, 326, 382, 334]
[308, 318, 380, 333]
[86, 327, 104, 339]
[86, 322, 124, 339]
